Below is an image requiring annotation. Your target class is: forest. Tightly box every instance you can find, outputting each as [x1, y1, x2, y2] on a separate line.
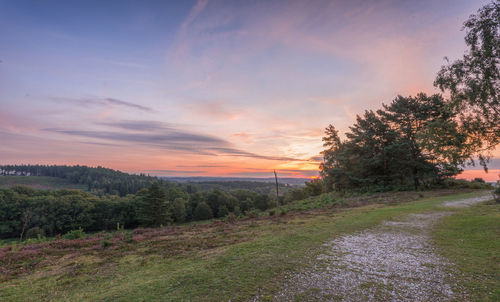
[0, 165, 319, 239]
[0, 164, 492, 240]
[0, 164, 173, 196]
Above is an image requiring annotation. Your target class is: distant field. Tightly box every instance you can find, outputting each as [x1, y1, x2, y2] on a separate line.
[0, 176, 87, 191]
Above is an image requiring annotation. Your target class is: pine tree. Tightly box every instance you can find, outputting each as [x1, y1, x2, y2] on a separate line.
[139, 183, 171, 227]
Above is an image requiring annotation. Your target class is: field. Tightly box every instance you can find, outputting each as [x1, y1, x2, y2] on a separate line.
[0, 189, 497, 301]
[0, 176, 87, 191]
[434, 200, 500, 301]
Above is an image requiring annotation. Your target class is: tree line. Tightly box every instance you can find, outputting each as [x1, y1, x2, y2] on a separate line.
[0, 164, 173, 196]
[0, 183, 280, 240]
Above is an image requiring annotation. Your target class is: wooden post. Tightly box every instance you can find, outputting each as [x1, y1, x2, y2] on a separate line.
[274, 170, 279, 202]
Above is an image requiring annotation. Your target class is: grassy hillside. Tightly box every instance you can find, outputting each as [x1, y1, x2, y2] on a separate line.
[0, 190, 493, 301]
[0, 176, 87, 191]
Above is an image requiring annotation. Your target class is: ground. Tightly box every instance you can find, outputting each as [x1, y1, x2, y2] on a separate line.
[0, 190, 498, 301]
[272, 195, 493, 301]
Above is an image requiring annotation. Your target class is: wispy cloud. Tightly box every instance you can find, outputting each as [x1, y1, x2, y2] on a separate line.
[99, 120, 173, 132]
[43, 120, 303, 161]
[182, 100, 242, 120]
[176, 164, 228, 168]
[145, 169, 207, 174]
[50, 97, 153, 112]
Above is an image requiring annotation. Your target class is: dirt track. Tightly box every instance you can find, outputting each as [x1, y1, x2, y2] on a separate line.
[272, 194, 491, 301]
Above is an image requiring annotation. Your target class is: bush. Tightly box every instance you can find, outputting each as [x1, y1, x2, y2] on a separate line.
[440, 178, 492, 189]
[194, 202, 213, 220]
[172, 198, 187, 223]
[101, 238, 112, 248]
[63, 228, 85, 240]
[233, 205, 241, 216]
[283, 188, 309, 203]
[217, 205, 229, 217]
[494, 186, 500, 203]
[25, 227, 45, 239]
[246, 209, 260, 218]
[225, 213, 237, 224]
[254, 195, 272, 211]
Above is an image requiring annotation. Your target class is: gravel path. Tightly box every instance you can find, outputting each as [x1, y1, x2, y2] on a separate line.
[271, 194, 492, 302]
[442, 194, 492, 208]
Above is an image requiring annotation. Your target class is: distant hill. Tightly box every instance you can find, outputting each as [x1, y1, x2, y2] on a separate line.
[0, 164, 172, 196]
[0, 165, 313, 196]
[161, 177, 309, 195]
[162, 177, 310, 186]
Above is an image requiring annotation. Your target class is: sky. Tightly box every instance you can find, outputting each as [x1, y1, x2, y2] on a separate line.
[0, 0, 498, 181]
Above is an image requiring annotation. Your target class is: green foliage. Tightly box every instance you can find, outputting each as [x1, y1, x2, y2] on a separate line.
[304, 179, 323, 196]
[494, 185, 500, 202]
[101, 235, 112, 248]
[438, 178, 492, 190]
[193, 202, 213, 221]
[321, 94, 471, 191]
[224, 212, 238, 223]
[25, 227, 45, 239]
[172, 198, 187, 223]
[217, 205, 229, 217]
[434, 1, 500, 154]
[101, 239, 112, 248]
[283, 188, 309, 204]
[0, 191, 479, 301]
[0, 184, 295, 239]
[434, 202, 500, 301]
[0, 164, 176, 196]
[246, 209, 260, 218]
[233, 205, 241, 216]
[138, 183, 172, 227]
[181, 180, 295, 195]
[63, 228, 85, 240]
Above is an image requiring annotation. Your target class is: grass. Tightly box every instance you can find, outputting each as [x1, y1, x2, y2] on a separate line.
[434, 200, 499, 301]
[0, 176, 87, 191]
[0, 190, 489, 301]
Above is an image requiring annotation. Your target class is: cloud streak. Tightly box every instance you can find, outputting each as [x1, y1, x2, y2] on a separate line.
[50, 97, 153, 112]
[43, 120, 303, 161]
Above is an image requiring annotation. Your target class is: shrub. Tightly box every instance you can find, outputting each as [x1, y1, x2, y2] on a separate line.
[233, 205, 241, 216]
[172, 198, 187, 223]
[217, 205, 229, 218]
[25, 227, 45, 239]
[225, 213, 237, 224]
[101, 238, 112, 248]
[246, 209, 260, 218]
[494, 186, 500, 203]
[194, 202, 213, 220]
[63, 228, 85, 240]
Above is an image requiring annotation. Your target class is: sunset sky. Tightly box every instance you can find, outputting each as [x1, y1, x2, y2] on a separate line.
[0, 0, 498, 181]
